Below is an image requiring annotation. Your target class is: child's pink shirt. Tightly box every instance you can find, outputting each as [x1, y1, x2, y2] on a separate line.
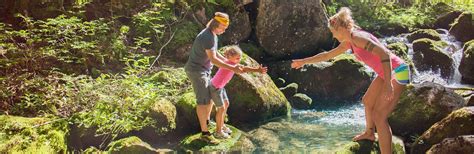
[211, 60, 237, 89]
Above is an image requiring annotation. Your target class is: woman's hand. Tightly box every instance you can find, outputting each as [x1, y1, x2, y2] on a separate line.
[382, 82, 394, 102]
[291, 59, 306, 69]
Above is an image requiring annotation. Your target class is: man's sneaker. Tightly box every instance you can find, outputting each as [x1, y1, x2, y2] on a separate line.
[214, 131, 231, 139]
[222, 125, 233, 134]
[200, 133, 220, 145]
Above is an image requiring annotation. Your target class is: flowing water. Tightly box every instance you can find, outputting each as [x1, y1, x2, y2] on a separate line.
[243, 29, 472, 152]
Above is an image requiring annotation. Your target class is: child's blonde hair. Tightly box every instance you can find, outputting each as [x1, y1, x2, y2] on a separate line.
[328, 7, 359, 30]
[223, 45, 243, 59]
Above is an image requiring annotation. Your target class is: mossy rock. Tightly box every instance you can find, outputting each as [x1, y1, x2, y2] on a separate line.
[226, 51, 290, 126]
[411, 107, 474, 153]
[335, 135, 405, 154]
[427, 135, 474, 153]
[388, 82, 466, 139]
[335, 140, 405, 154]
[289, 93, 313, 110]
[136, 99, 177, 141]
[279, 83, 298, 98]
[0, 115, 68, 153]
[268, 54, 371, 104]
[435, 11, 463, 29]
[449, 12, 474, 42]
[179, 125, 242, 152]
[106, 136, 157, 154]
[387, 42, 409, 61]
[459, 40, 474, 84]
[407, 29, 441, 43]
[175, 92, 199, 133]
[412, 38, 452, 78]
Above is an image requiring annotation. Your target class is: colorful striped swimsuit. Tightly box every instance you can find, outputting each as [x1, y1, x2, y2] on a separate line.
[350, 30, 410, 85]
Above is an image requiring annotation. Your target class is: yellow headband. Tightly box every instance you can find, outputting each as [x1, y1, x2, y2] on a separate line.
[214, 16, 230, 26]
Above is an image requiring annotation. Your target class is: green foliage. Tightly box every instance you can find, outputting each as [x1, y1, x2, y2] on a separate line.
[0, 116, 68, 153]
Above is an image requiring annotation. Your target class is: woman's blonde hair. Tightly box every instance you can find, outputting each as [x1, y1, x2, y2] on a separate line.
[328, 7, 359, 30]
[223, 45, 242, 59]
[207, 12, 230, 30]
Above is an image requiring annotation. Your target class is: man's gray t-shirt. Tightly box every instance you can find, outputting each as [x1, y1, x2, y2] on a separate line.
[185, 28, 217, 73]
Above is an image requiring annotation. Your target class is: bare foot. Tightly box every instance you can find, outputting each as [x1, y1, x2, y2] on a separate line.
[352, 131, 376, 141]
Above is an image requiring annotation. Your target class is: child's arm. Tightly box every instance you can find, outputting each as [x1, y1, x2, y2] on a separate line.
[241, 64, 267, 73]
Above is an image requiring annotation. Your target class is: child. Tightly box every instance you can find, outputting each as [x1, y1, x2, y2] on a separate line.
[209, 45, 267, 139]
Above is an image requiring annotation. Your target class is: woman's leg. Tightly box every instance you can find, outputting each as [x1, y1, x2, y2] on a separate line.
[353, 77, 384, 141]
[373, 79, 405, 154]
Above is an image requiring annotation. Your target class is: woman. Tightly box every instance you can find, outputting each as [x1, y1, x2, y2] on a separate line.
[291, 7, 410, 153]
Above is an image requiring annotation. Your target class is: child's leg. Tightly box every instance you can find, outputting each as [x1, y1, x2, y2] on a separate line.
[222, 100, 230, 127]
[216, 106, 225, 132]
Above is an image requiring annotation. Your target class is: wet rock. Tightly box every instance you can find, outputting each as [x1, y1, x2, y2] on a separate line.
[279, 83, 298, 98]
[388, 82, 466, 139]
[449, 12, 474, 43]
[459, 40, 474, 84]
[274, 78, 286, 88]
[411, 107, 474, 153]
[230, 134, 256, 152]
[289, 93, 313, 110]
[336, 135, 405, 154]
[256, 0, 332, 58]
[426, 135, 474, 154]
[248, 127, 280, 152]
[412, 38, 453, 78]
[407, 29, 441, 43]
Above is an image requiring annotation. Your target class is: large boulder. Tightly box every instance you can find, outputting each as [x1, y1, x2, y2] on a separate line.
[412, 38, 453, 78]
[388, 82, 466, 139]
[248, 127, 281, 152]
[411, 107, 474, 153]
[256, 0, 332, 58]
[226, 53, 290, 126]
[174, 92, 199, 133]
[135, 99, 177, 141]
[434, 11, 463, 30]
[0, 116, 68, 153]
[459, 40, 474, 84]
[268, 54, 371, 104]
[407, 29, 441, 43]
[335, 136, 405, 154]
[426, 135, 474, 153]
[449, 12, 474, 43]
[220, 10, 252, 45]
[239, 42, 267, 63]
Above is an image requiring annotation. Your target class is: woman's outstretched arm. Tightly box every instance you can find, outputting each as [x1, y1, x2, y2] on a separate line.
[291, 42, 350, 69]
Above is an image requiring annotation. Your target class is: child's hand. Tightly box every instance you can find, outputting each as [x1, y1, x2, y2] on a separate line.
[258, 64, 268, 74]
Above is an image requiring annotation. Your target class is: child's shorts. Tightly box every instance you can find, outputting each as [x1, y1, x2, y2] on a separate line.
[210, 84, 229, 107]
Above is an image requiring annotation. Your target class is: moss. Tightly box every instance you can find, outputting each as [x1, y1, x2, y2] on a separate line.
[145, 99, 177, 133]
[463, 40, 474, 57]
[407, 29, 441, 42]
[279, 83, 298, 98]
[107, 136, 156, 153]
[167, 21, 200, 50]
[411, 107, 474, 153]
[387, 42, 409, 60]
[0, 115, 68, 153]
[336, 140, 405, 154]
[180, 125, 242, 152]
